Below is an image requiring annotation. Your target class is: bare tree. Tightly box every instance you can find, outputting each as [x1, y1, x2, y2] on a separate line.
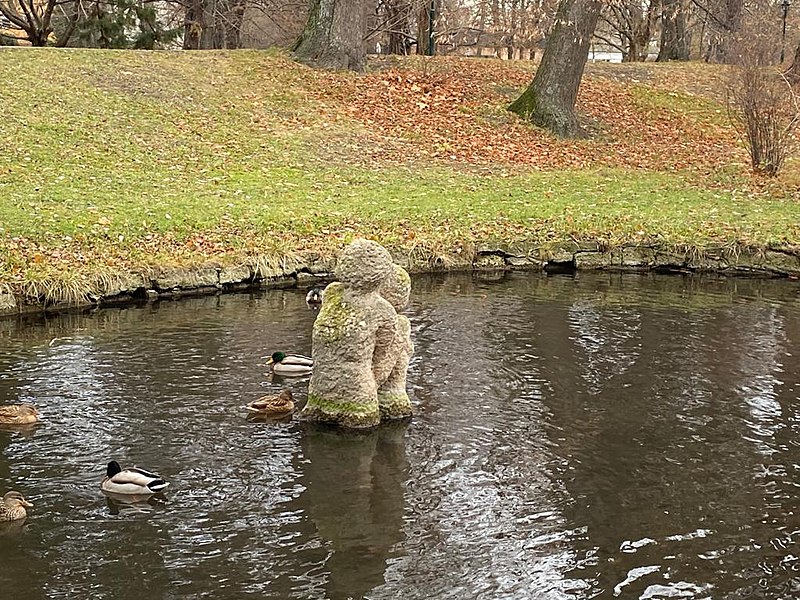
[657, 0, 689, 60]
[293, 0, 368, 70]
[702, 0, 743, 62]
[727, 9, 798, 175]
[183, 0, 245, 49]
[408, 0, 555, 58]
[0, 0, 76, 45]
[508, 0, 601, 137]
[729, 63, 798, 175]
[787, 41, 800, 83]
[370, 0, 414, 53]
[595, 0, 657, 61]
[218, 0, 308, 48]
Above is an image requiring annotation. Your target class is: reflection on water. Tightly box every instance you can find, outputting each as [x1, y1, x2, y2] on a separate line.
[1, 273, 799, 599]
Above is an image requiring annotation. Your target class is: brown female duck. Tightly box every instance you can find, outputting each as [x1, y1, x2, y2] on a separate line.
[0, 491, 33, 522]
[0, 404, 39, 425]
[244, 389, 294, 416]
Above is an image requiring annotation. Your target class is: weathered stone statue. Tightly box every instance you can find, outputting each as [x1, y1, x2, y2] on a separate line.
[377, 264, 414, 420]
[300, 239, 401, 428]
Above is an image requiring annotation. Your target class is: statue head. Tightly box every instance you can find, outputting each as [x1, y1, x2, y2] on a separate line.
[380, 264, 411, 311]
[335, 239, 394, 292]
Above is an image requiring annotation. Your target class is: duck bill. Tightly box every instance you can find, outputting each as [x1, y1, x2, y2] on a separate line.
[21, 500, 33, 508]
[265, 358, 274, 365]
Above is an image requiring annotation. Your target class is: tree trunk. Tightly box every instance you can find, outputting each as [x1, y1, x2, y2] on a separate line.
[0, 0, 56, 46]
[508, 0, 601, 137]
[657, 0, 689, 61]
[385, 0, 411, 55]
[622, 42, 634, 62]
[416, 0, 433, 55]
[708, 0, 743, 63]
[29, 29, 50, 46]
[183, 0, 207, 49]
[55, 0, 80, 47]
[293, 0, 367, 71]
[633, 4, 657, 61]
[221, 0, 246, 48]
[786, 41, 800, 84]
[184, 0, 224, 49]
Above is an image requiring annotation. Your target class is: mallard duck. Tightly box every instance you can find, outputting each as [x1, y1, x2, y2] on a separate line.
[266, 352, 313, 376]
[0, 491, 33, 522]
[305, 287, 324, 307]
[244, 389, 294, 416]
[0, 404, 39, 425]
[101, 461, 169, 496]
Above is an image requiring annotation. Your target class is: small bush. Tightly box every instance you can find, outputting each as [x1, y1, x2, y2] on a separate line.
[726, 23, 799, 177]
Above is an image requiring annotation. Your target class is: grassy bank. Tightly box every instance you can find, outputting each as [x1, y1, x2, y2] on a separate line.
[1, 49, 799, 304]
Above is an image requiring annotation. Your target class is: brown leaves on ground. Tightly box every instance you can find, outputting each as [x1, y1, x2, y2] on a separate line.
[309, 56, 742, 172]
[0, 53, 771, 298]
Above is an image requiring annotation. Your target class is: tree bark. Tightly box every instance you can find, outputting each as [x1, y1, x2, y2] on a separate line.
[55, 0, 79, 46]
[223, 0, 246, 48]
[657, 0, 689, 61]
[508, 0, 601, 137]
[633, 2, 657, 61]
[293, 0, 367, 71]
[416, 0, 432, 55]
[707, 0, 743, 63]
[385, 0, 412, 55]
[183, 0, 208, 49]
[786, 41, 800, 84]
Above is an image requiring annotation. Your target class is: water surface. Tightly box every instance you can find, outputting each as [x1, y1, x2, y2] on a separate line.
[1, 271, 799, 599]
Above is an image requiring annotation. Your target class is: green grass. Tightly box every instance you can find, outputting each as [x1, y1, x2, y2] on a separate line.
[629, 86, 731, 128]
[1, 48, 798, 301]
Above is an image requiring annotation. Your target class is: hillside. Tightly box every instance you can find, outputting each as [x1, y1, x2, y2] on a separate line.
[0, 49, 798, 308]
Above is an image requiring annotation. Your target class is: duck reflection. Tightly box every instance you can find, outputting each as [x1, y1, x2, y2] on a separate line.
[103, 491, 168, 516]
[0, 518, 44, 600]
[0, 422, 40, 440]
[296, 420, 410, 600]
[0, 516, 31, 537]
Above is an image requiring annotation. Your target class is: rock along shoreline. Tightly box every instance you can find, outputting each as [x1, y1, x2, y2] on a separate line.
[2, 241, 798, 318]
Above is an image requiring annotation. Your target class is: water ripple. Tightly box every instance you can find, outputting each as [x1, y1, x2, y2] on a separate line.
[1, 274, 799, 599]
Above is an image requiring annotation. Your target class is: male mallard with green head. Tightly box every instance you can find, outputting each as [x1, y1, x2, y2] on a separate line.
[0, 404, 39, 425]
[0, 491, 33, 522]
[266, 352, 313, 376]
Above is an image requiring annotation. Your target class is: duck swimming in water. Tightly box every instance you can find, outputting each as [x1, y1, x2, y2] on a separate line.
[0, 491, 33, 522]
[305, 287, 324, 307]
[266, 352, 313, 376]
[101, 461, 170, 496]
[0, 404, 39, 425]
[244, 389, 294, 416]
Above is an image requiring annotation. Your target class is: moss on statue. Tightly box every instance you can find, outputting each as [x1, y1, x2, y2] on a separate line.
[377, 390, 412, 420]
[396, 266, 411, 288]
[312, 282, 351, 343]
[304, 393, 382, 428]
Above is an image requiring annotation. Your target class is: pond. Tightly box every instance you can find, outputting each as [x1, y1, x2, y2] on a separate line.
[1, 271, 799, 599]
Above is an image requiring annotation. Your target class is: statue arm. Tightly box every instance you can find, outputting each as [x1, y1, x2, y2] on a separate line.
[372, 312, 399, 386]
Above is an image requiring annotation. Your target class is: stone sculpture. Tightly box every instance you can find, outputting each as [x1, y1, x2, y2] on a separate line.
[377, 264, 414, 420]
[300, 239, 411, 428]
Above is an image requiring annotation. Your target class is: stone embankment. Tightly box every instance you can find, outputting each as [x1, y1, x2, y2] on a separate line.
[1, 242, 798, 317]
